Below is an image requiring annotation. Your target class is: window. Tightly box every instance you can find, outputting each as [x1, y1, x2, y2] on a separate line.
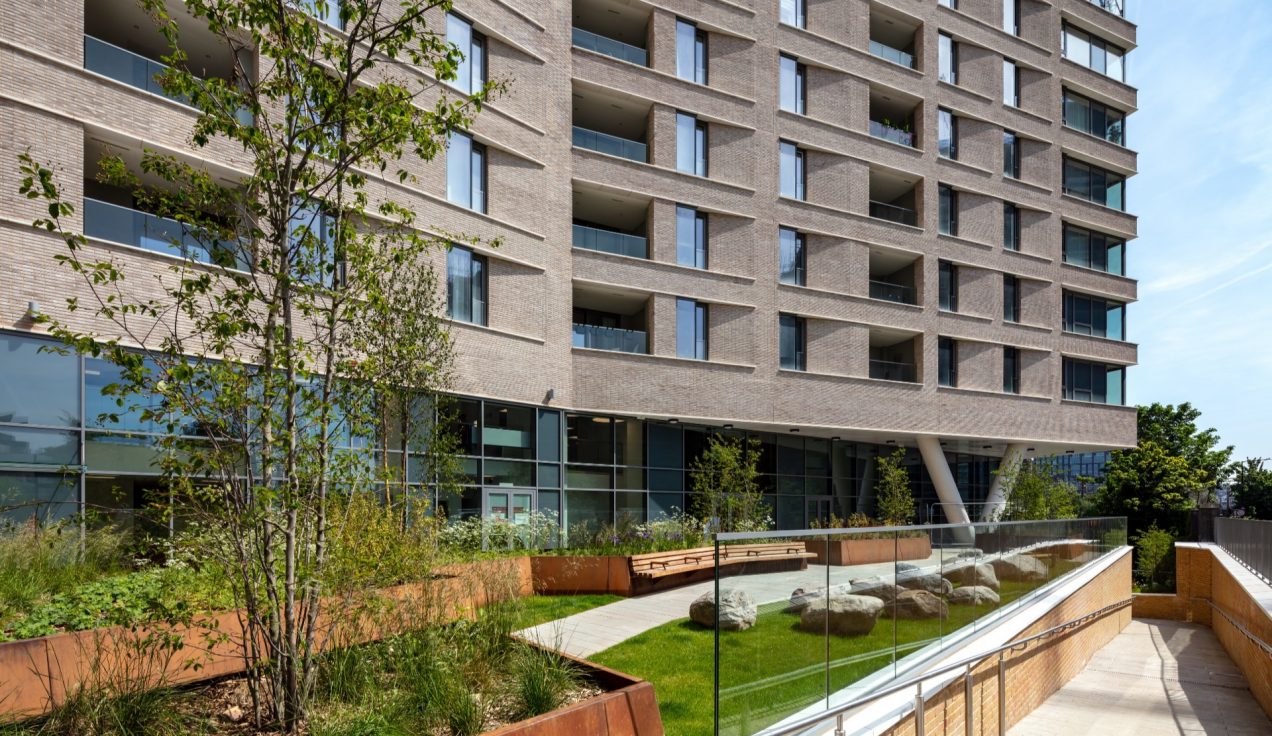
[779, 54, 806, 114]
[1003, 203, 1021, 251]
[939, 260, 958, 312]
[938, 108, 957, 159]
[1062, 23, 1125, 81]
[939, 337, 958, 387]
[297, 0, 342, 28]
[1063, 88, 1125, 145]
[1063, 223, 1125, 275]
[779, 314, 806, 371]
[447, 13, 486, 95]
[1063, 358, 1124, 404]
[1003, 346, 1020, 394]
[939, 0, 957, 7]
[675, 205, 708, 269]
[675, 19, 707, 84]
[0, 333, 80, 428]
[778, 227, 805, 285]
[676, 112, 708, 176]
[447, 131, 486, 212]
[779, 140, 806, 200]
[780, 0, 807, 28]
[1003, 274, 1020, 322]
[289, 199, 341, 286]
[1003, 130, 1020, 178]
[676, 298, 708, 360]
[1003, 59, 1019, 106]
[1003, 0, 1020, 35]
[1064, 291, 1126, 340]
[939, 184, 958, 236]
[1063, 157, 1125, 210]
[447, 246, 487, 325]
[939, 33, 957, 84]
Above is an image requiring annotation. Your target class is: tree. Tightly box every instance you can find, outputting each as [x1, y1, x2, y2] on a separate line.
[1092, 440, 1206, 535]
[1136, 403, 1233, 492]
[1231, 458, 1272, 519]
[998, 461, 1080, 521]
[18, 1, 497, 729]
[691, 435, 769, 533]
[874, 449, 915, 525]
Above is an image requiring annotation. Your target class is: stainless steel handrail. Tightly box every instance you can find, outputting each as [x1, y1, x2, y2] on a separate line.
[716, 516, 1126, 541]
[762, 597, 1133, 736]
[1192, 597, 1272, 656]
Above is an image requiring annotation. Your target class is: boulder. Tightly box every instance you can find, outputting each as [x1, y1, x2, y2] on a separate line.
[944, 563, 1000, 591]
[947, 586, 1000, 606]
[785, 584, 853, 614]
[798, 595, 884, 636]
[849, 577, 902, 603]
[895, 562, 920, 573]
[897, 572, 954, 596]
[689, 588, 757, 631]
[992, 554, 1049, 583]
[956, 549, 984, 559]
[884, 590, 949, 620]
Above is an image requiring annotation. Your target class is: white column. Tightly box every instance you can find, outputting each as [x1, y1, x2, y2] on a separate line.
[981, 443, 1027, 522]
[915, 436, 970, 524]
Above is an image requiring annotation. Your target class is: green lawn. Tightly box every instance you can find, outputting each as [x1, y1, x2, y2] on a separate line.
[508, 593, 624, 631]
[592, 560, 1082, 736]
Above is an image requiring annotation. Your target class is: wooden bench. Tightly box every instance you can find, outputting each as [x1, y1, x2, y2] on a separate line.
[629, 542, 816, 580]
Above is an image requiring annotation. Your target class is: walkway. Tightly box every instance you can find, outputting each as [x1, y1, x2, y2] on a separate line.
[1010, 619, 1271, 736]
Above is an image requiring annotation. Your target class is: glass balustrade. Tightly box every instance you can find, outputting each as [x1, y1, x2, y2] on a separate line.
[572, 224, 648, 259]
[869, 201, 918, 227]
[869, 280, 914, 305]
[869, 120, 916, 148]
[572, 126, 648, 163]
[84, 197, 248, 269]
[869, 359, 916, 382]
[572, 27, 649, 66]
[572, 323, 648, 354]
[868, 40, 916, 69]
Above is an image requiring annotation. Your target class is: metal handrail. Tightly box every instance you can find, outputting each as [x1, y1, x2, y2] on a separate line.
[1192, 597, 1272, 656]
[715, 516, 1127, 541]
[763, 597, 1133, 736]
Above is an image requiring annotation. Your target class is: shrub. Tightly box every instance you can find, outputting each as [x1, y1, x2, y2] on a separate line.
[875, 449, 916, 526]
[1132, 524, 1176, 592]
[0, 520, 131, 630]
[508, 644, 580, 720]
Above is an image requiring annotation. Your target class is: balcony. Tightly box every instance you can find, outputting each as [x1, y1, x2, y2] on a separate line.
[868, 40, 915, 70]
[572, 223, 647, 259]
[869, 167, 920, 227]
[869, 86, 919, 149]
[572, 27, 647, 67]
[869, 359, 915, 382]
[84, 197, 247, 269]
[868, 7, 919, 70]
[572, 126, 647, 163]
[868, 280, 914, 304]
[868, 201, 917, 227]
[1087, 0, 1125, 17]
[869, 250, 919, 305]
[869, 120, 915, 148]
[572, 324, 647, 354]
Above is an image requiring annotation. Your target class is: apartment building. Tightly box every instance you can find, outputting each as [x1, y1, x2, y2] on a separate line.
[0, 0, 1138, 535]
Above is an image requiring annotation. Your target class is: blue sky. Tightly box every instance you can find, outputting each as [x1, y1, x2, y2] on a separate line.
[1125, 0, 1272, 461]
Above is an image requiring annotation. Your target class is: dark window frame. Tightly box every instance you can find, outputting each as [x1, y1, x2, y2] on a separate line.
[1003, 346, 1020, 394]
[1003, 273, 1020, 323]
[779, 53, 807, 115]
[447, 244, 488, 326]
[1003, 130, 1021, 178]
[939, 184, 958, 236]
[939, 336, 958, 388]
[939, 260, 959, 312]
[1003, 202, 1021, 251]
[938, 108, 958, 159]
[779, 313, 806, 371]
[778, 226, 806, 286]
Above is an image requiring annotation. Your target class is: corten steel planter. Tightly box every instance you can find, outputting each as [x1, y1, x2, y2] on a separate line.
[532, 555, 634, 596]
[804, 536, 933, 566]
[484, 654, 664, 736]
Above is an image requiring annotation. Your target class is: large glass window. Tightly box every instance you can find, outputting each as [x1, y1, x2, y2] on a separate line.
[447, 246, 487, 325]
[939, 33, 957, 84]
[85, 356, 161, 433]
[0, 334, 80, 427]
[779, 140, 806, 200]
[1004, 202, 1021, 251]
[446, 13, 486, 95]
[676, 112, 708, 176]
[1003, 274, 1020, 323]
[938, 108, 957, 159]
[939, 184, 958, 236]
[0, 472, 78, 525]
[1063, 223, 1125, 275]
[1003, 59, 1019, 106]
[1064, 291, 1126, 340]
[675, 19, 707, 84]
[779, 314, 806, 371]
[1003, 346, 1020, 394]
[938, 260, 959, 312]
[1063, 88, 1125, 145]
[1062, 24, 1125, 82]
[483, 402, 534, 459]
[778, 227, 805, 285]
[675, 205, 708, 269]
[676, 298, 708, 360]
[566, 413, 613, 466]
[1063, 157, 1125, 210]
[1063, 358, 1125, 404]
[446, 131, 486, 212]
[780, 0, 807, 28]
[779, 54, 806, 114]
[939, 337, 958, 387]
[1003, 130, 1020, 178]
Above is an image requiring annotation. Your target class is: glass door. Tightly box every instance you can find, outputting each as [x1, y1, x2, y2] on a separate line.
[806, 496, 834, 527]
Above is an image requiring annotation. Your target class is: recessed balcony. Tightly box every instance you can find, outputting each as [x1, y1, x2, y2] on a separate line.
[868, 168, 920, 227]
[868, 86, 920, 149]
[869, 7, 919, 70]
[869, 329, 919, 383]
[572, 284, 649, 355]
[572, 185, 649, 259]
[868, 250, 919, 306]
[572, 0, 649, 67]
[572, 84, 650, 163]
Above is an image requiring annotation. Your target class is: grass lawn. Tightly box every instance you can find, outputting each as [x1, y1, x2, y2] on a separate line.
[509, 593, 624, 631]
[592, 560, 1081, 736]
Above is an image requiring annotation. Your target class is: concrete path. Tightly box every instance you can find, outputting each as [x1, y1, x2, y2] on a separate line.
[1010, 619, 1272, 736]
[516, 551, 960, 658]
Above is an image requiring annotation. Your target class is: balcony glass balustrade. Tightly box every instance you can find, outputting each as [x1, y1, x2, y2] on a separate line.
[868, 40, 915, 69]
[84, 197, 248, 269]
[571, 27, 648, 67]
[869, 359, 916, 382]
[572, 126, 648, 163]
[869, 200, 918, 227]
[869, 120, 915, 148]
[869, 280, 915, 305]
[572, 224, 648, 259]
[572, 323, 648, 354]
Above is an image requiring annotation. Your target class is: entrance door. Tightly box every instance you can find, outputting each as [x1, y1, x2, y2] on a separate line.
[806, 496, 834, 527]
[484, 489, 535, 548]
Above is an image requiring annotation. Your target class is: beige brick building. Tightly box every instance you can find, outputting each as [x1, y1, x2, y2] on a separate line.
[0, 0, 1138, 532]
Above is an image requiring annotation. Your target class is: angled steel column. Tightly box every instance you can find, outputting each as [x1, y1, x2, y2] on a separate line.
[916, 435, 970, 524]
[981, 443, 1027, 522]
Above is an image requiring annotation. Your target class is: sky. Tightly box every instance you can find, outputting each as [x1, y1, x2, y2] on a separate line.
[1123, 0, 1272, 462]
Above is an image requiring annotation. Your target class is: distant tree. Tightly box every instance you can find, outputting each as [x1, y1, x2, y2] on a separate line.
[1231, 458, 1272, 519]
[999, 461, 1080, 521]
[1092, 440, 1206, 535]
[691, 435, 769, 533]
[1136, 403, 1233, 493]
[874, 449, 915, 525]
